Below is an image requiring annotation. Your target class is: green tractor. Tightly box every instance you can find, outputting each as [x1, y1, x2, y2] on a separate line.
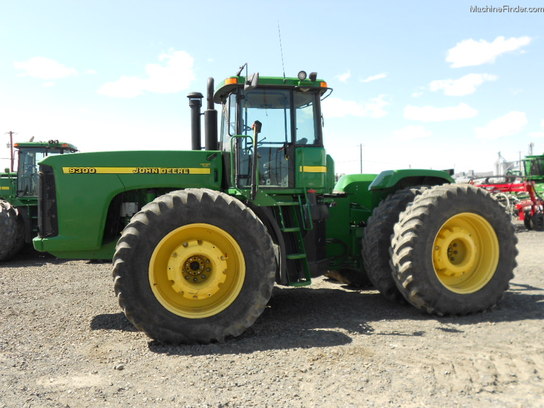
[0, 140, 77, 261]
[523, 153, 544, 195]
[33, 71, 517, 343]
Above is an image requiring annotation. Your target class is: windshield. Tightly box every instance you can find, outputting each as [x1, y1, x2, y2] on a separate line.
[525, 157, 544, 177]
[224, 88, 322, 145]
[17, 148, 66, 196]
[240, 89, 292, 146]
[221, 87, 322, 188]
[294, 91, 320, 145]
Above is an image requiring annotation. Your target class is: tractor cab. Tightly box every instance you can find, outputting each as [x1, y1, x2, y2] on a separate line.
[524, 154, 544, 180]
[523, 154, 544, 195]
[15, 141, 77, 198]
[213, 72, 333, 196]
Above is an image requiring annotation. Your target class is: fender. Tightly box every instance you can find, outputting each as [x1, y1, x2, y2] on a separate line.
[369, 169, 454, 191]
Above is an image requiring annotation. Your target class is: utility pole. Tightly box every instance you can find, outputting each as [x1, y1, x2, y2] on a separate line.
[359, 144, 362, 173]
[7, 130, 16, 172]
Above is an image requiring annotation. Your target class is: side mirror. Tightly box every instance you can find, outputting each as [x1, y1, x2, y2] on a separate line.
[252, 120, 262, 135]
[244, 72, 259, 91]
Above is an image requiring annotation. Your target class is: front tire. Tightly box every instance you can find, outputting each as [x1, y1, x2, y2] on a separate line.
[0, 200, 24, 261]
[113, 189, 276, 343]
[390, 185, 517, 315]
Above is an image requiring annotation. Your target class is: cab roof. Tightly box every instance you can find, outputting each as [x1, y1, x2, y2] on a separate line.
[213, 75, 329, 103]
[14, 141, 78, 151]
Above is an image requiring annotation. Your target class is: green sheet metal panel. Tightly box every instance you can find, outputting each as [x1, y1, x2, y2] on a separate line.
[33, 150, 222, 258]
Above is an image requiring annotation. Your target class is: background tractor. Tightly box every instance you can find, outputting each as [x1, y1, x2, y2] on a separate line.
[0, 140, 77, 261]
[523, 153, 544, 194]
[33, 70, 517, 343]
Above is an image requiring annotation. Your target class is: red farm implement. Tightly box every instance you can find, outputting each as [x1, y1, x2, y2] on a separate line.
[470, 176, 544, 231]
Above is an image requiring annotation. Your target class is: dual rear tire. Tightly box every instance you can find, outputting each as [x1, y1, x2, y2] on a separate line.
[364, 184, 517, 315]
[362, 187, 426, 301]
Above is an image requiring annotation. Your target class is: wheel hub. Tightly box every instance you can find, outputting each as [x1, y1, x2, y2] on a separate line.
[434, 227, 477, 278]
[183, 255, 211, 281]
[431, 212, 499, 294]
[149, 223, 245, 319]
[167, 239, 228, 301]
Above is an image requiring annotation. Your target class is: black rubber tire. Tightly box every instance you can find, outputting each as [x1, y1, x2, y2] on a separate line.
[390, 184, 517, 315]
[524, 212, 532, 230]
[0, 200, 24, 261]
[531, 212, 544, 231]
[113, 189, 276, 344]
[361, 186, 426, 302]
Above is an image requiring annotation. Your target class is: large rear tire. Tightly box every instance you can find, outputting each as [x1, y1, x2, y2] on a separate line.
[362, 187, 426, 302]
[113, 189, 276, 344]
[0, 200, 24, 261]
[391, 185, 517, 315]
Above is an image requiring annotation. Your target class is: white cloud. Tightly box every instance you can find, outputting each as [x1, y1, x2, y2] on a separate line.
[335, 70, 351, 83]
[393, 125, 432, 141]
[98, 50, 195, 98]
[360, 73, 387, 83]
[429, 73, 498, 96]
[404, 103, 478, 122]
[13, 57, 77, 79]
[475, 111, 528, 139]
[446, 36, 532, 68]
[322, 95, 388, 119]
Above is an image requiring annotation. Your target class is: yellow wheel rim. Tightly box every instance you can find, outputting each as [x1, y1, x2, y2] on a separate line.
[149, 223, 245, 319]
[432, 213, 499, 294]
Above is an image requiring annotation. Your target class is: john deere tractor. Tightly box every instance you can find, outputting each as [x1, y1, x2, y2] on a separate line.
[523, 153, 544, 195]
[33, 71, 517, 343]
[0, 140, 77, 261]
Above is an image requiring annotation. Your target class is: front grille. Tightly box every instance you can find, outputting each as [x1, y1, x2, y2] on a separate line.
[38, 164, 59, 237]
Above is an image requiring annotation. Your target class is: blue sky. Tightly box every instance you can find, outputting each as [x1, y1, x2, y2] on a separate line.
[1, 0, 543, 175]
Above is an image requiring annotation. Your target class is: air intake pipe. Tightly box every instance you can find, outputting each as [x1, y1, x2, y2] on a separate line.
[187, 92, 203, 150]
[204, 77, 218, 150]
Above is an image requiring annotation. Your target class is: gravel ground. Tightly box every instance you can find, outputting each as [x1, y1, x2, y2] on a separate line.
[1, 222, 543, 408]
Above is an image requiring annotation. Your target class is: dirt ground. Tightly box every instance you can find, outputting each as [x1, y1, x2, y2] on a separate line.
[1, 221, 543, 408]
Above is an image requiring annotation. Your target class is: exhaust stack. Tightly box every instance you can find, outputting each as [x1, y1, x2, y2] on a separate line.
[204, 77, 218, 150]
[187, 92, 203, 150]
